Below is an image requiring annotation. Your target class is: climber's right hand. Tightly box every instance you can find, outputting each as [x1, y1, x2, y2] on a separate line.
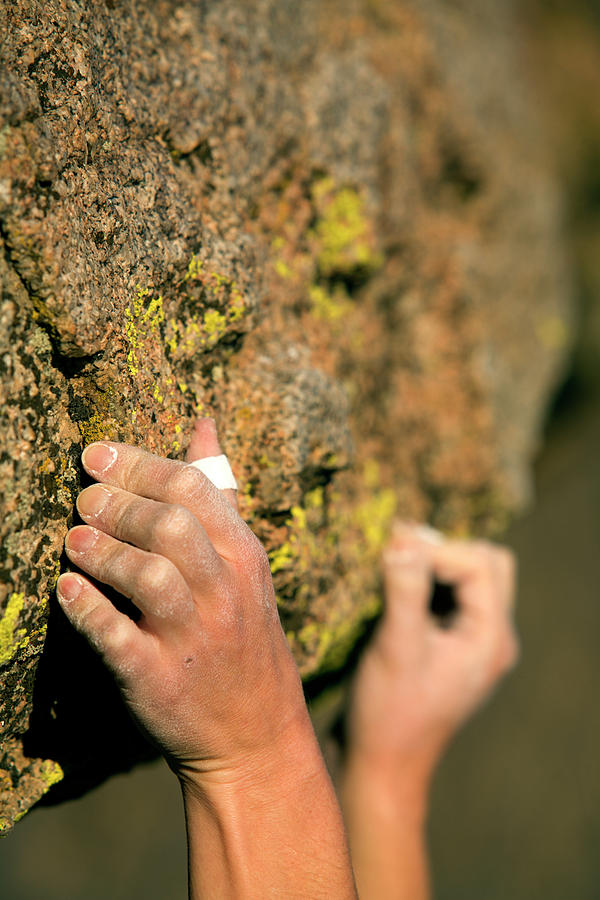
[346, 522, 519, 789]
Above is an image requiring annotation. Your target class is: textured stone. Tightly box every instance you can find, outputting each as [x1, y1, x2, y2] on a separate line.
[0, 0, 572, 830]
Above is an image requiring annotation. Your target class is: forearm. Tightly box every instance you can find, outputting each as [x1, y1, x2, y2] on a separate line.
[181, 721, 357, 900]
[341, 753, 431, 900]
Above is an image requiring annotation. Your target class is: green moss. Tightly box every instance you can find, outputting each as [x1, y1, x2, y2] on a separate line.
[0, 593, 27, 667]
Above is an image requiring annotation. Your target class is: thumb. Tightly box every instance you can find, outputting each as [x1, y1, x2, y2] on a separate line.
[185, 417, 238, 511]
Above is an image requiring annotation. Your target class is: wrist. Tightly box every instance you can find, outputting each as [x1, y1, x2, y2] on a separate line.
[177, 697, 323, 798]
[341, 748, 432, 831]
[179, 715, 356, 899]
[179, 711, 327, 806]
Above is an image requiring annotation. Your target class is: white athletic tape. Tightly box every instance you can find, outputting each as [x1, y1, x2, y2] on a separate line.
[188, 454, 238, 491]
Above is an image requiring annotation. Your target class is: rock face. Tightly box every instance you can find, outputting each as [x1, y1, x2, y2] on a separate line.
[0, 0, 572, 830]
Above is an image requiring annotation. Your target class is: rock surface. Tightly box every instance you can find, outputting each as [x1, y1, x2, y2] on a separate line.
[0, 0, 572, 830]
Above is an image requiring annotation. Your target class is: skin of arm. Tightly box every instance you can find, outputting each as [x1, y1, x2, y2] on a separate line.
[341, 522, 519, 900]
[56, 419, 356, 900]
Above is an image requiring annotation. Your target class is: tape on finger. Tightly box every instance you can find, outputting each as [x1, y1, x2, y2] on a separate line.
[188, 454, 238, 491]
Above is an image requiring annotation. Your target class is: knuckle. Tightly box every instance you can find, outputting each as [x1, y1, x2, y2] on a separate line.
[111, 495, 137, 539]
[169, 466, 207, 502]
[471, 539, 496, 565]
[484, 543, 516, 580]
[81, 604, 129, 652]
[470, 541, 510, 584]
[137, 555, 176, 595]
[247, 531, 271, 572]
[153, 504, 195, 542]
[104, 537, 132, 574]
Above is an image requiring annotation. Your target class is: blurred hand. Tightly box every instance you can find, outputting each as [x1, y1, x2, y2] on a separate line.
[56, 420, 310, 789]
[347, 521, 519, 785]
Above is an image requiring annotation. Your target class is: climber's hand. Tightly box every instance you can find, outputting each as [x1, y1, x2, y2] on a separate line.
[346, 522, 519, 789]
[56, 420, 311, 790]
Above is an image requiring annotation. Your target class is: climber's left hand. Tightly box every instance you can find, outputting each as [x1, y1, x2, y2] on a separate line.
[56, 420, 311, 787]
[56, 419, 356, 898]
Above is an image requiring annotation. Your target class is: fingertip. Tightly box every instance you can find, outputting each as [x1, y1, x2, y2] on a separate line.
[81, 442, 118, 477]
[382, 542, 430, 599]
[186, 417, 222, 462]
[391, 519, 446, 546]
[382, 543, 424, 570]
[56, 572, 85, 606]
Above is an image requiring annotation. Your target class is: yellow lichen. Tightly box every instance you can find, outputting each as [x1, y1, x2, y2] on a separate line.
[269, 542, 295, 575]
[275, 258, 294, 280]
[78, 411, 117, 445]
[184, 255, 204, 281]
[309, 284, 352, 322]
[202, 309, 228, 344]
[39, 457, 54, 474]
[124, 286, 165, 378]
[310, 179, 384, 277]
[0, 593, 27, 667]
[352, 462, 397, 554]
[536, 315, 570, 350]
[38, 759, 64, 788]
[297, 592, 381, 674]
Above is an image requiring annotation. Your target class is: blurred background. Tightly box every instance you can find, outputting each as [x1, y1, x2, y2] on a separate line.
[1, 0, 599, 897]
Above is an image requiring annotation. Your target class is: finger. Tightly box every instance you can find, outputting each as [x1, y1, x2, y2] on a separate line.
[65, 525, 194, 629]
[80, 441, 244, 560]
[185, 417, 238, 511]
[76, 483, 223, 591]
[487, 544, 517, 612]
[379, 530, 432, 664]
[419, 540, 509, 637]
[56, 572, 153, 679]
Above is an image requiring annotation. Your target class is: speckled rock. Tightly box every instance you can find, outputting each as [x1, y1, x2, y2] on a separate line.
[0, 0, 572, 830]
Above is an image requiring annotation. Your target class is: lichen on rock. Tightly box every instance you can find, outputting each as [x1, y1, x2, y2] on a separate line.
[0, 0, 573, 831]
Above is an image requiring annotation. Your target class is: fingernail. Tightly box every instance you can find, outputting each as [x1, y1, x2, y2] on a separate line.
[414, 524, 445, 545]
[57, 573, 84, 604]
[384, 545, 423, 567]
[65, 526, 100, 554]
[82, 443, 117, 476]
[77, 484, 112, 519]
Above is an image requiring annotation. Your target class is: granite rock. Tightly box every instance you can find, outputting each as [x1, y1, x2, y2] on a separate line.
[0, 0, 572, 830]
